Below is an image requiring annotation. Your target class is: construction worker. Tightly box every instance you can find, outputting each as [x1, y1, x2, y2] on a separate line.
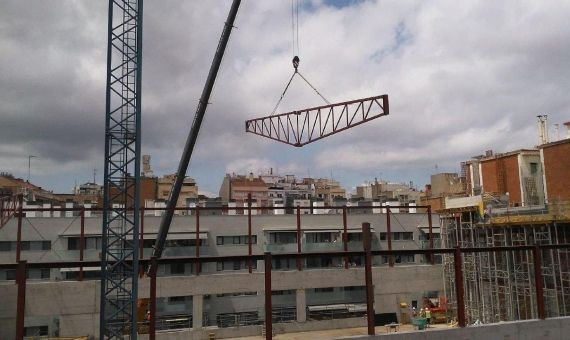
[425, 308, 431, 327]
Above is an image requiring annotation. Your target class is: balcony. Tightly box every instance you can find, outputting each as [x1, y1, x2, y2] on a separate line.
[264, 243, 298, 253]
[303, 242, 343, 252]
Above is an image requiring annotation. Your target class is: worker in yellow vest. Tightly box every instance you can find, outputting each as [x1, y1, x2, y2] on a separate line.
[425, 308, 431, 327]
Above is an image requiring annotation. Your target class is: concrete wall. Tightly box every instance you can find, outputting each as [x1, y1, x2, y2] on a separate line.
[350, 316, 570, 340]
[0, 265, 443, 339]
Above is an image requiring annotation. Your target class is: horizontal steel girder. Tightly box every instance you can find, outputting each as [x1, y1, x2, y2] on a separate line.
[245, 94, 389, 147]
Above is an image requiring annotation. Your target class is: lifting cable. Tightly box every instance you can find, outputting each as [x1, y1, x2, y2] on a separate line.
[271, 0, 330, 116]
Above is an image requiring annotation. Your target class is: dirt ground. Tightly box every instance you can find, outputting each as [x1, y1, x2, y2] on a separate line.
[230, 323, 452, 340]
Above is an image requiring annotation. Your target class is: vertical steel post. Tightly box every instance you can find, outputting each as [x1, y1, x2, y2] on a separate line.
[16, 195, 23, 262]
[453, 246, 466, 327]
[386, 208, 394, 267]
[79, 207, 85, 281]
[16, 260, 27, 340]
[343, 207, 348, 269]
[362, 223, 375, 335]
[149, 257, 157, 340]
[264, 252, 272, 340]
[428, 206, 434, 265]
[533, 245, 546, 319]
[140, 206, 145, 259]
[140, 206, 145, 277]
[195, 206, 201, 275]
[296, 206, 302, 271]
[248, 193, 253, 273]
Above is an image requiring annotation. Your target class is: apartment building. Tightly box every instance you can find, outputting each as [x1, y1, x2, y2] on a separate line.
[0, 206, 442, 338]
[463, 149, 545, 207]
[539, 136, 570, 203]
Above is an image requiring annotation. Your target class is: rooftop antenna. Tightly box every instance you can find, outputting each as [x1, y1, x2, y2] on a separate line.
[93, 168, 97, 184]
[28, 155, 37, 183]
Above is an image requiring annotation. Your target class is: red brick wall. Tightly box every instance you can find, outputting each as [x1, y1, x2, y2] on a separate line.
[481, 155, 522, 204]
[543, 142, 570, 201]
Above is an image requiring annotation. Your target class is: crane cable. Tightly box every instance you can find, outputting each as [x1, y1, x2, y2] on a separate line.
[271, 0, 330, 116]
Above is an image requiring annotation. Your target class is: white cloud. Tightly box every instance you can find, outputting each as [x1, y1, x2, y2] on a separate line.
[1, 0, 569, 193]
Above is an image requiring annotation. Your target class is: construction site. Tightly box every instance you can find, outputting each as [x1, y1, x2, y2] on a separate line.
[1, 0, 570, 340]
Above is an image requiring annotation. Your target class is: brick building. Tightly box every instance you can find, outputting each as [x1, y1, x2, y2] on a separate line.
[539, 137, 570, 203]
[463, 149, 545, 207]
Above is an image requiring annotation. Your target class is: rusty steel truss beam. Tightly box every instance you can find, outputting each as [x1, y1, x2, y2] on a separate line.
[245, 94, 389, 147]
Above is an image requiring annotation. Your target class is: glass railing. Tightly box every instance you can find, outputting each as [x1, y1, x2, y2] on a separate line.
[264, 243, 298, 253]
[303, 242, 343, 252]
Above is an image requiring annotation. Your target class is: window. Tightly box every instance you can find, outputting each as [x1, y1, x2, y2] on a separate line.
[6, 270, 16, 280]
[168, 296, 187, 304]
[269, 232, 297, 244]
[380, 232, 413, 241]
[530, 162, 538, 175]
[41, 241, 51, 250]
[272, 290, 294, 296]
[217, 292, 257, 297]
[347, 233, 362, 242]
[216, 260, 256, 271]
[68, 238, 79, 250]
[314, 287, 334, 293]
[170, 263, 185, 275]
[306, 232, 341, 243]
[0, 241, 11, 252]
[40, 268, 50, 279]
[216, 235, 257, 245]
[24, 325, 48, 336]
[21, 241, 30, 251]
[165, 239, 203, 247]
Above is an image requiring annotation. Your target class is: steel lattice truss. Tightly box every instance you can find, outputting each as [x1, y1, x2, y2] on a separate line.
[245, 95, 389, 147]
[100, 0, 142, 338]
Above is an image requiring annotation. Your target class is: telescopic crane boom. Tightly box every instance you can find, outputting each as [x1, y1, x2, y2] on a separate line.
[151, 0, 241, 267]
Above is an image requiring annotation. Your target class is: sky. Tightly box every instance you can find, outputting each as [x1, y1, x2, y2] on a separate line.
[1, 0, 569, 196]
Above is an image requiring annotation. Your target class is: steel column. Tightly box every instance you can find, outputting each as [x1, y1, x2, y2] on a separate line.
[454, 246, 466, 327]
[79, 207, 85, 281]
[248, 193, 253, 273]
[16, 195, 23, 262]
[343, 207, 348, 269]
[297, 206, 302, 271]
[386, 208, 394, 267]
[264, 252, 272, 340]
[16, 260, 27, 340]
[195, 206, 201, 274]
[428, 206, 434, 265]
[362, 223, 375, 335]
[149, 257, 157, 340]
[533, 245, 546, 319]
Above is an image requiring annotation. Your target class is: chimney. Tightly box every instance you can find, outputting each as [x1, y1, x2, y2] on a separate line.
[564, 121, 570, 139]
[537, 115, 549, 145]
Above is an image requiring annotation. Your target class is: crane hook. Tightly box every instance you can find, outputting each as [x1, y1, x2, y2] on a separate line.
[292, 55, 300, 71]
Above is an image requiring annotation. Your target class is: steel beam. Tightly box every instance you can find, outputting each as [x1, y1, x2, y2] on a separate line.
[245, 95, 389, 147]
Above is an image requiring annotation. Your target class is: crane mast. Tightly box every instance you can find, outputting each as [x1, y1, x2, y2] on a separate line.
[100, 0, 143, 338]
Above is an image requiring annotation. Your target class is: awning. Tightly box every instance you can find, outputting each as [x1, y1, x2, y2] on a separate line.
[61, 232, 208, 239]
[308, 303, 366, 312]
[60, 266, 100, 272]
[147, 232, 208, 240]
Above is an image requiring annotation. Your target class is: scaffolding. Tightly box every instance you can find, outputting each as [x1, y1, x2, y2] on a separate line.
[441, 204, 570, 325]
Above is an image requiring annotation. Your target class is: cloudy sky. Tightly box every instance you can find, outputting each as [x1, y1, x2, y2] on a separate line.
[1, 0, 569, 196]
